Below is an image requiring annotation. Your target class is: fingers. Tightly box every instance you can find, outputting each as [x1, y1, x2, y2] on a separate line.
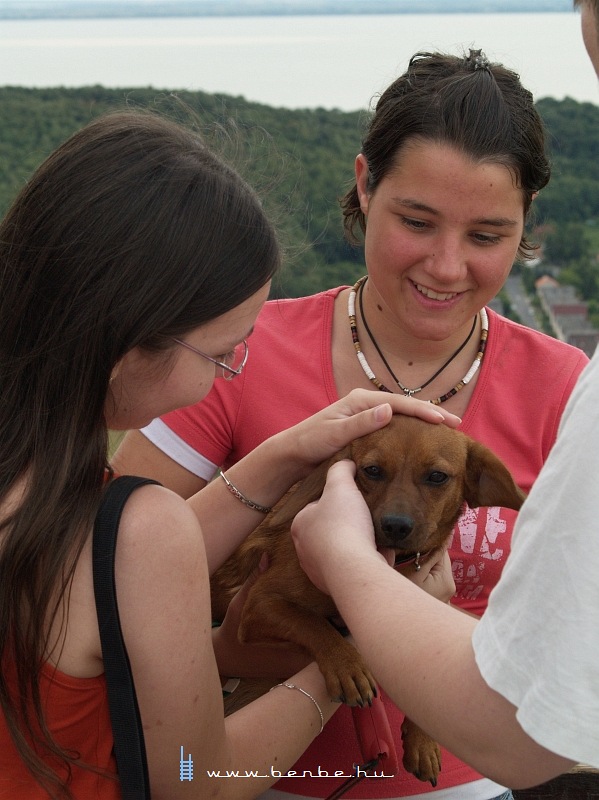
[324, 459, 357, 483]
[291, 391, 461, 473]
[339, 390, 462, 433]
[292, 461, 359, 525]
[327, 398, 460, 456]
[399, 548, 456, 603]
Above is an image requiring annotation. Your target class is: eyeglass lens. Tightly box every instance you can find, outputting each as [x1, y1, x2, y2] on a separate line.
[226, 342, 246, 371]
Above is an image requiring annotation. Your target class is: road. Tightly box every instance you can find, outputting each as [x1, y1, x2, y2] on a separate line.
[503, 273, 541, 331]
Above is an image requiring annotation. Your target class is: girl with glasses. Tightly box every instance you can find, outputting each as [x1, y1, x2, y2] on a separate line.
[0, 109, 453, 799]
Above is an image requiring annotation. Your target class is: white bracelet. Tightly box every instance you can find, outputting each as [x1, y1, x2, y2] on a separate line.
[270, 682, 324, 734]
[219, 471, 272, 514]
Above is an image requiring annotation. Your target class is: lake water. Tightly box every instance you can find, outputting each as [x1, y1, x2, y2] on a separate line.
[0, 12, 597, 111]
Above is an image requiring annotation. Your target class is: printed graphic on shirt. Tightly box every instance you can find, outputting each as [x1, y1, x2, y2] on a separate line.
[449, 505, 516, 610]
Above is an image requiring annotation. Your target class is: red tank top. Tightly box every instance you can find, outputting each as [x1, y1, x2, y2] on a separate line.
[0, 656, 120, 798]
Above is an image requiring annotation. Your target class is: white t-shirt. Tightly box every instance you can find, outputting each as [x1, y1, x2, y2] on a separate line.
[473, 349, 599, 769]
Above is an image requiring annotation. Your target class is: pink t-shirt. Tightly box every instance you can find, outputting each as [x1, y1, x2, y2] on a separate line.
[144, 287, 588, 798]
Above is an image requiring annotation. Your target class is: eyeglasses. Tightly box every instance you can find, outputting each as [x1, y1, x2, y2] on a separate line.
[172, 337, 249, 381]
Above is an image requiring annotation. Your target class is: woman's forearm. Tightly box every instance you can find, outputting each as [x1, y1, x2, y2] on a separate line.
[321, 551, 573, 788]
[222, 662, 339, 798]
[188, 431, 306, 573]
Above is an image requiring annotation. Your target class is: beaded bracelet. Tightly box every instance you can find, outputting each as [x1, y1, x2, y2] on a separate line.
[219, 471, 272, 515]
[270, 682, 324, 734]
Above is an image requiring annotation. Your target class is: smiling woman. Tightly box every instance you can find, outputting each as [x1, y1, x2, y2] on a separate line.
[112, 49, 590, 800]
[353, 140, 525, 346]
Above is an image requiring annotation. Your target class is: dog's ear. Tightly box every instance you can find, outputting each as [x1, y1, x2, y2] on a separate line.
[267, 445, 352, 526]
[463, 439, 526, 511]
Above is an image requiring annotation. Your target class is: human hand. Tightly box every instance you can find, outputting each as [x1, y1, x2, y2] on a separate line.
[395, 548, 456, 604]
[292, 459, 456, 602]
[291, 459, 386, 594]
[286, 388, 461, 474]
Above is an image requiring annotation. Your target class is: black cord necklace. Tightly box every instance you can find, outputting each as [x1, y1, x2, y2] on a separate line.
[358, 276, 478, 397]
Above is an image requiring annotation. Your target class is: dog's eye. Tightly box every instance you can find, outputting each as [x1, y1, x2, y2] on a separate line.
[362, 465, 384, 481]
[426, 471, 449, 485]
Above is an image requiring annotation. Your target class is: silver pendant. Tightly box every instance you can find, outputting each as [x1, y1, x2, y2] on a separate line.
[401, 386, 422, 397]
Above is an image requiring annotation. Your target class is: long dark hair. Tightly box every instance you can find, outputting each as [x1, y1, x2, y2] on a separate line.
[341, 49, 551, 259]
[0, 110, 280, 798]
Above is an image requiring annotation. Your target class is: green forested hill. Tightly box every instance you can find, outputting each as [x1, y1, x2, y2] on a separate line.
[1, 86, 598, 298]
[534, 97, 599, 223]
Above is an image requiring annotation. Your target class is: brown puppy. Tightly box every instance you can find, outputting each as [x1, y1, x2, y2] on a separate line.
[211, 415, 525, 783]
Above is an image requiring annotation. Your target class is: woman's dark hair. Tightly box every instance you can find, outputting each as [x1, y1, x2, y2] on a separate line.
[341, 49, 551, 259]
[0, 110, 280, 798]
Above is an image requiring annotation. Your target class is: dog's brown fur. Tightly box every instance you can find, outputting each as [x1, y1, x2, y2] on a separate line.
[211, 416, 525, 784]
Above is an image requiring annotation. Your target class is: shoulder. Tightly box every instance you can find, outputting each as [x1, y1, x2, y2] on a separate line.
[467, 310, 589, 468]
[234, 287, 343, 371]
[489, 309, 588, 361]
[258, 286, 346, 327]
[109, 482, 211, 658]
[488, 309, 589, 380]
[268, 286, 347, 307]
[116, 480, 200, 536]
[115, 482, 206, 573]
[61, 482, 206, 675]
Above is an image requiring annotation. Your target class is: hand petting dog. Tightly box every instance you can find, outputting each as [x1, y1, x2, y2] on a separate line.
[293, 460, 455, 603]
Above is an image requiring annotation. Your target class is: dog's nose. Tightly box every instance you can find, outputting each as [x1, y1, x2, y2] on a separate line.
[380, 513, 415, 542]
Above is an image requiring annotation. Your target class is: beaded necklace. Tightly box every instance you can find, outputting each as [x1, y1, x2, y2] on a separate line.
[348, 275, 489, 405]
[359, 277, 477, 395]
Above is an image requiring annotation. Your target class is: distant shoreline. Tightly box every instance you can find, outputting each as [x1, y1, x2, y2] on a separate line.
[0, 1, 574, 21]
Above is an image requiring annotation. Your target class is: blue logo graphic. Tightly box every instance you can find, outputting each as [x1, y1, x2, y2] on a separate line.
[180, 746, 194, 781]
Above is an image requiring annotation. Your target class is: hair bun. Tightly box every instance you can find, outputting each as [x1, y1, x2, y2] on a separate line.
[466, 48, 491, 71]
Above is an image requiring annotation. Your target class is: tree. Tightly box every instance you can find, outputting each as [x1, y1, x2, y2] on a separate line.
[543, 222, 593, 266]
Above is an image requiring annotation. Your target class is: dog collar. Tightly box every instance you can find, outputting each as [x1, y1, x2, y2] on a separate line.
[393, 550, 430, 572]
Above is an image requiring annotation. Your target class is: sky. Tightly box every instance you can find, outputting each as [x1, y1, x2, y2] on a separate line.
[0, 0, 575, 14]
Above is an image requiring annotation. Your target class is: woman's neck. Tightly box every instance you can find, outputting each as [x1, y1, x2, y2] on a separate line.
[360, 277, 480, 368]
[335, 278, 487, 411]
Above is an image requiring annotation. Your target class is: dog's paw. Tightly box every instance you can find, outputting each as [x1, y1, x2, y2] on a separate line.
[401, 717, 441, 786]
[322, 662, 378, 707]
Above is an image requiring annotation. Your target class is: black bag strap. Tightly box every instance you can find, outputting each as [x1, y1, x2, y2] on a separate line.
[92, 475, 160, 800]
